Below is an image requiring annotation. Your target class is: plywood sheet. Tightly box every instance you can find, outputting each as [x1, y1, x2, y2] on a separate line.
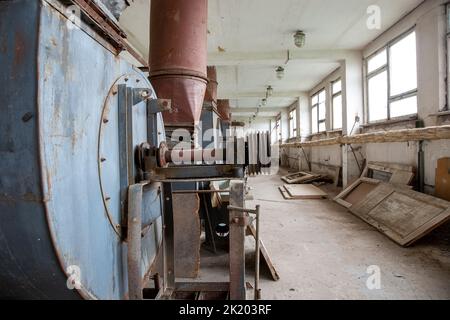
[350, 183, 450, 247]
[436, 158, 450, 201]
[284, 184, 327, 199]
[173, 194, 201, 278]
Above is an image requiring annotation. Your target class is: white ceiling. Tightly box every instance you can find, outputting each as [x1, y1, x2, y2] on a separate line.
[120, 0, 424, 120]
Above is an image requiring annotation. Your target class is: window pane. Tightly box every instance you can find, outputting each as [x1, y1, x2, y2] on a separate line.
[332, 80, 342, 94]
[333, 94, 342, 129]
[390, 95, 418, 118]
[312, 94, 318, 105]
[368, 71, 388, 122]
[390, 32, 417, 96]
[318, 90, 326, 103]
[318, 102, 326, 120]
[319, 122, 326, 132]
[312, 106, 318, 134]
[368, 49, 387, 73]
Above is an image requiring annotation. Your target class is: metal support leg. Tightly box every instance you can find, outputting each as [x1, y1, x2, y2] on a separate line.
[127, 182, 150, 300]
[254, 205, 261, 300]
[229, 181, 246, 300]
[162, 182, 175, 298]
[228, 204, 261, 300]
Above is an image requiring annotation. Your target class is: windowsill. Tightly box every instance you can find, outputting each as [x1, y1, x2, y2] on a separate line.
[361, 115, 418, 129]
[430, 110, 450, 117]
[328, 129, 343, 134]
[310, 131, 327, 138]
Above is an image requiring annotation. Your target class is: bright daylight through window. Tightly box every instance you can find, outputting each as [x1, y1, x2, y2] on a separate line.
[367, 31, 417, 122]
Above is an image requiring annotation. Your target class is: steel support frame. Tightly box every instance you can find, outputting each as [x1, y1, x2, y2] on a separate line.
[154, 176, 246, 300]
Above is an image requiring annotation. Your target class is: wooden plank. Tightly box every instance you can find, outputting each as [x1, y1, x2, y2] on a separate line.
[334, 178, 381, 208]
[248, 225, 280, 282]
[389, 170, 415, 185]
[281, 125, 450, 148]
[173, 194, 201, 278]
[436, 158, 450, 201]
[350, 183, 450, 247]
[281, 172, 322, 184]
[284, 184, 327, 199]
[278, 186, 293, 200]
[367, 161, 415, 185]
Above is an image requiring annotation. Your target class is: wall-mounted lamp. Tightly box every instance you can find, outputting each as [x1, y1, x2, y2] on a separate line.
[294, 30, 306, 48]
[262, 98, 267, 106]
[266, 86, 273, 97]
[276, 66, 285, 80]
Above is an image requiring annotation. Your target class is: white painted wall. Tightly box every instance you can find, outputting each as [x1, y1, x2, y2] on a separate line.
[282, 0, 450, 191]
[242, 118, 272, 135]
[362, 0, 450, 189]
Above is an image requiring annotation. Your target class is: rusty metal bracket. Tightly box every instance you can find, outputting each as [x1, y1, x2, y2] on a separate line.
[147, 98, 173, 114]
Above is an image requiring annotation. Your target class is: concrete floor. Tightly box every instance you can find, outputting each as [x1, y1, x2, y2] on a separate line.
[198, 171, 450, 300]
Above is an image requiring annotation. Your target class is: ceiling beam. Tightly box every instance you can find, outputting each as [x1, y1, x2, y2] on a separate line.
[231, 107, 288, 113]
[232, 116, 276, 120]
[208, 49, 360, 66]
[219, 91, 304, 99]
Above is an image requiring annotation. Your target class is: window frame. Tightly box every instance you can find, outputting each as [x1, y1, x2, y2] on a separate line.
[366, 28, 418, 123]
[311, 88, 326, 134]
[331, 78, 342, 130]
[288, 108, 297, 139]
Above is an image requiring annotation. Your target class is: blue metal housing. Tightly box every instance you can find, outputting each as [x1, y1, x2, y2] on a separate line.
[0, 0, 164, 299]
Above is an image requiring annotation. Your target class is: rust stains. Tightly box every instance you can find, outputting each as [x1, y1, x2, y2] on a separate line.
[13, 31, 26, 67]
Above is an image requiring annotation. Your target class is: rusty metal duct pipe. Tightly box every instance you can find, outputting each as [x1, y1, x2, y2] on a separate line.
[217, 99, 231, 123]
[204, 66, 218, 104]
[149, 0, 208, 129]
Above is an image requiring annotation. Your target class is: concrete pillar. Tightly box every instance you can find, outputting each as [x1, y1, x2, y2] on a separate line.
[341, 52, 364, 187]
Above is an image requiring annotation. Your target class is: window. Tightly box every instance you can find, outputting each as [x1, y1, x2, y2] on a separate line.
[311, 89, 326, 133]
[332, 79, 342, 129]
[366, 30, 418, 122]
[289, 109, 297, 138]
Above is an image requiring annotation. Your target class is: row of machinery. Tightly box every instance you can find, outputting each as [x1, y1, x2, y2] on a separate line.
[0, 0, 272, 300]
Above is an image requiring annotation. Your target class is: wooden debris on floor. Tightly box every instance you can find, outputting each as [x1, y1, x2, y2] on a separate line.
[334, 178, 381, 209]
[247, 224, 280, 281]
[279, 184, 328, 200]
[349, 183, 450, 247]
[435, 157, 450, 201]
[363, 161, 415, 185]
[281, 171, 324, 184]
[334, 160, 450, 246]
[278, 186, 292, 200]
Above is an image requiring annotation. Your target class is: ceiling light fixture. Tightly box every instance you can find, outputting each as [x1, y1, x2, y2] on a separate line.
[276, 66, 285, 80]
[266, 86, 273, 97]
[294, 30, 306, 48]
